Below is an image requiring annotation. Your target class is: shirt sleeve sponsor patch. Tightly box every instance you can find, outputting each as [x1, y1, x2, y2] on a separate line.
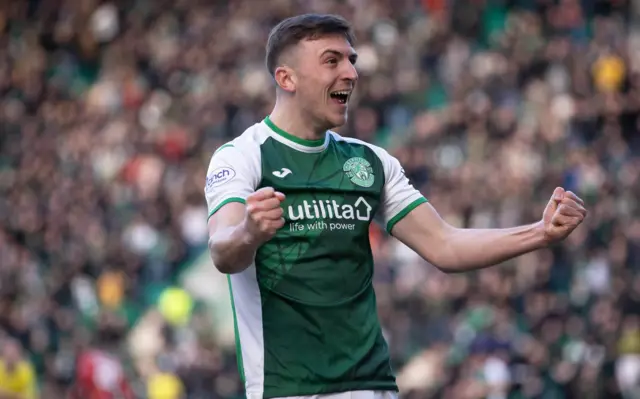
[205, 167, 236, 192]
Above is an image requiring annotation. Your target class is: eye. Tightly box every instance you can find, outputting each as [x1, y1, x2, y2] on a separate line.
[326, 58, 338, 65]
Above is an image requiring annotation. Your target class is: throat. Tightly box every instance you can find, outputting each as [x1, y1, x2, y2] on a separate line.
[267, 113, 328, 142]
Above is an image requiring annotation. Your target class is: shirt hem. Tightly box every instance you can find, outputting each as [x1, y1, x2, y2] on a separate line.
[263, 381, 399, 399]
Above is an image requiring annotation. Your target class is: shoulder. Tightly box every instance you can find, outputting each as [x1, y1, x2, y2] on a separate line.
[328, 131, 396, 164]
[213, 122, 270, 157]
[205, 123, 266, 192]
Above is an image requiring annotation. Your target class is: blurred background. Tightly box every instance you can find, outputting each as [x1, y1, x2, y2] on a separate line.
[0, 0, 639, 398]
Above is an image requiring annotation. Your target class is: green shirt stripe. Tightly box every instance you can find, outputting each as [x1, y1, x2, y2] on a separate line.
[214, 143, 235, 154]
[264, 116, 326, 147]
[208, 197, 246, 220]
[227, 276, 246, 383]
[386, 197, 428, 233]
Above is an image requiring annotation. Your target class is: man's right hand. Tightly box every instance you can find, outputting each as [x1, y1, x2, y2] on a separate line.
[243, 187, 286, 245]
[207, 186, 286, 274]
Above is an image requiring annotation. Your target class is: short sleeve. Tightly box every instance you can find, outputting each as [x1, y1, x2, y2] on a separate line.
[204, 143, 261, 219]
[374, 149, 427, 234]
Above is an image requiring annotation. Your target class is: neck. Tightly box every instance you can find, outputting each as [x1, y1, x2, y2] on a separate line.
[269, 100, 327, 141]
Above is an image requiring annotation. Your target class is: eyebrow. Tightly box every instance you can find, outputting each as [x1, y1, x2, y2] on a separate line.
[320, 49, 358, 63]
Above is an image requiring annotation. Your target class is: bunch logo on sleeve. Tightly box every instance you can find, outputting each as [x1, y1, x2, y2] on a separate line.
[205, 167, 236, 192]
[343, 157, 374, 188]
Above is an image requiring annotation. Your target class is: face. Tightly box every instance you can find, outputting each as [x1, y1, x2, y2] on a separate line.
[278, 34, 359, 130]
[3, 340, 20, 363]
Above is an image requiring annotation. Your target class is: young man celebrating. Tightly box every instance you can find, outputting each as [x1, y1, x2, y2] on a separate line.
[204, 14, 587, 399]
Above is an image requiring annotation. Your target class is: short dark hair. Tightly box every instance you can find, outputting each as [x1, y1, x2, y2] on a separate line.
[265, 14, 356, 77]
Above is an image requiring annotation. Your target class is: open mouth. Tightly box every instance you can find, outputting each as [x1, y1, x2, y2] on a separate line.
[329, 90, 350, 105]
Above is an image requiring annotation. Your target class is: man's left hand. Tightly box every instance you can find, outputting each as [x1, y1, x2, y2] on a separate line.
[542, 187, 588, 244]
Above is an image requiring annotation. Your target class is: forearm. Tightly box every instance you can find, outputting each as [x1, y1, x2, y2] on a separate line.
[208, 222, 259, 274]
[435, 221, 548, 273]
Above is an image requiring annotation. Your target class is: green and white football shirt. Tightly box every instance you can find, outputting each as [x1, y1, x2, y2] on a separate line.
[204, 117, 427, 399]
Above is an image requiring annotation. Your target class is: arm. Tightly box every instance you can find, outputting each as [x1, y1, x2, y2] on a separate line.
[204, 140, 286, 274]
[204, 142, 264, 274]
[391, 202, 546, 273]
[371, 145, 586, 274]
[208, 202, 257, 274]
[208, 188, 285, 274]
[391, 188, 587, 273]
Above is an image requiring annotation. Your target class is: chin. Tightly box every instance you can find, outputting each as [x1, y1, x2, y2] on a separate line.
[327, 112, 348, 130]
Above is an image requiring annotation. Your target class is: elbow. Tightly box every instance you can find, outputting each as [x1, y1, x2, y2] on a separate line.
[208, 237, 232, 274]
[212, 259, 235, 275]
[415, 250, 461, 274]
[435, 264, 465, 274]
[214, 262, 249, 275]
[208, 242, 228, 274]
[208, 245, 250, 275]
[420, 227, 461, 274]
[429, 248, 470, 274]
[427, 255, 458, 274]
[209, 251, 239, 275]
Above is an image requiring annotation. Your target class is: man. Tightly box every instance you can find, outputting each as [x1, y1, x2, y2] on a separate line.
[0, 339, 37, 399]
[204, 13, 587, 399]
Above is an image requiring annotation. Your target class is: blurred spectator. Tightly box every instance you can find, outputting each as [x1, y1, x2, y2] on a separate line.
[147, 363, 185, 399]
[0, 339, 38, 399]
[69, 321, 134, 399]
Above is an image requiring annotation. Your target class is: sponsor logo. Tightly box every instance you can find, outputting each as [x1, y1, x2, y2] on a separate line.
[343, 157, 374, 188]
[287, 197, 372, 232]
[273, 168, 292, 178]
[205, 167, 235, 192]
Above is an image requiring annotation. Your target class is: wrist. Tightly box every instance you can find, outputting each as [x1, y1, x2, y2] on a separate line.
[533, 220, 551, 248]
[239, 218, 262, 248]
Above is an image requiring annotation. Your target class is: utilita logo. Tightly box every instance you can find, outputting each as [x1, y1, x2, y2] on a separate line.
[205, 167, 236, 192]
[287, 197, 373, 232]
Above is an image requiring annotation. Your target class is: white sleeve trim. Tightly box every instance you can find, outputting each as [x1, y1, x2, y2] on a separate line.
[204, 139, 261, 218]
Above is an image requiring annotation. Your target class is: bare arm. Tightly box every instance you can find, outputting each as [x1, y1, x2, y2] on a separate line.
[208, 187, 285, 274]
[391, 188, 587, 273]
[208, 202, 258, 274]
[391, 202, 547, 273]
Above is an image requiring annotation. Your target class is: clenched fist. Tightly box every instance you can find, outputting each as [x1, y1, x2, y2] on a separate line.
[243, 187, 286, 245]
[542, 187, 588, 244]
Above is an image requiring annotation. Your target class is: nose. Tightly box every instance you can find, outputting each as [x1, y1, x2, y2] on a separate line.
[342, 62, 358, 83]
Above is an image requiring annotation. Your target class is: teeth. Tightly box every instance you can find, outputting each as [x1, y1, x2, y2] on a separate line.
[332, 91, 350, 96]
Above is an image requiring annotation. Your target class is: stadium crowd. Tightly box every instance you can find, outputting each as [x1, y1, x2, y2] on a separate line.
[0, 0, 639, 397]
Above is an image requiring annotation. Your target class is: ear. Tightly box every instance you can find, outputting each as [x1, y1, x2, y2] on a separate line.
[274, 65, 297, 93]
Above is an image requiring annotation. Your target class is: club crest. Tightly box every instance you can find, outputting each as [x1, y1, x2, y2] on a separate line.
[343, 157, 374, 188]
